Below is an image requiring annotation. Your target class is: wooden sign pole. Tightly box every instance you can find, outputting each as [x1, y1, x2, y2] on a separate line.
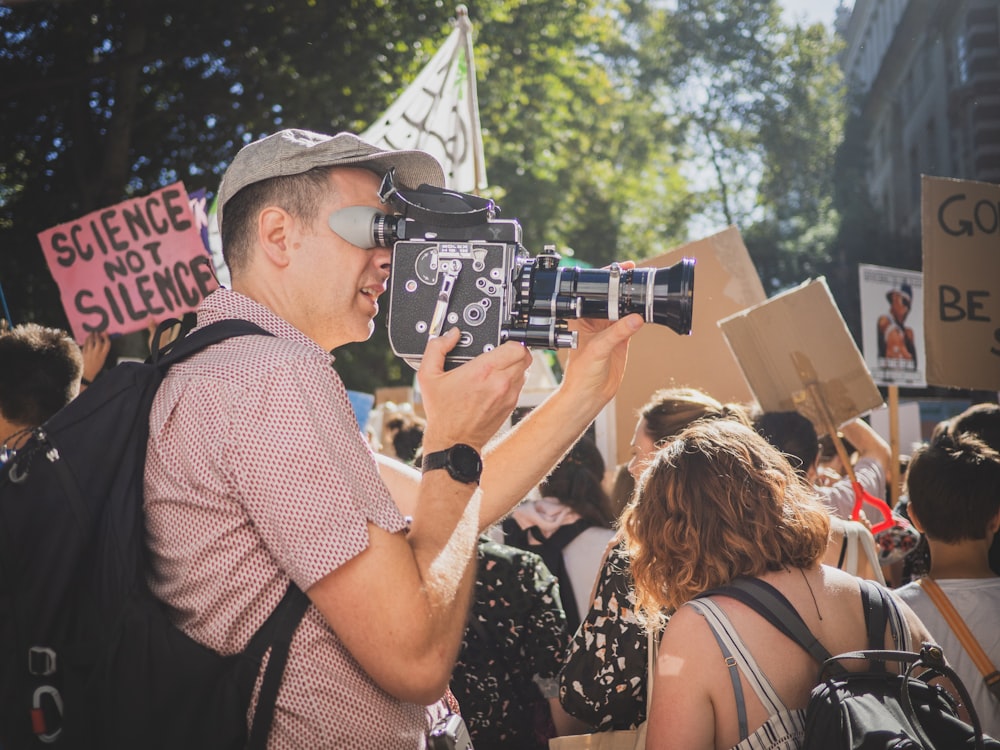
[887, 384, 900, 508]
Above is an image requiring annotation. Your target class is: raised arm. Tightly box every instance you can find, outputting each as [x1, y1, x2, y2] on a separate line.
[324, 314, 641, 702]
[308, 330, 532, 704]
[476, 313, 644, 528]
[840, 417, 891, 472]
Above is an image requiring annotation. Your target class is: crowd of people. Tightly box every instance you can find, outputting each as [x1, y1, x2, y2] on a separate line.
[2, 129, 998, 749]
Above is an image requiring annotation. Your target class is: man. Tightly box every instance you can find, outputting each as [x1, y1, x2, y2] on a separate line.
[895, 431, 1000, 738]
[877, 282, 916, 366]
[0, 323, 83, 462]
[751, 410, 891, 522]
[143, 129, 642, 748]
[750, 410, 886, 583]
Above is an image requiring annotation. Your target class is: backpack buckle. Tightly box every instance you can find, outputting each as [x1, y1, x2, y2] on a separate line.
[31, 685, 64, 743]
[29, 646, 57, 676]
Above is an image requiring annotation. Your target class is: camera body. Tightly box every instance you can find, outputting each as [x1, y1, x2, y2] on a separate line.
[387, 226, 571, 370]
[427, 712, 474, 750]
[327, 170, 694, 370]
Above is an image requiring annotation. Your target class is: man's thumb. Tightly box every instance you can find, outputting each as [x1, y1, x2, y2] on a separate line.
[420, 327, 461, 374]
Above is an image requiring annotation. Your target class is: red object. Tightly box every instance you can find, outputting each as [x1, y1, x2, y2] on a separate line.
[851, 481, 898, 534]
[30, 707, 46, 735]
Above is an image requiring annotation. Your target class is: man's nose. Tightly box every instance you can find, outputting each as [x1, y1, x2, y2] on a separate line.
[372, 245, 392, 270]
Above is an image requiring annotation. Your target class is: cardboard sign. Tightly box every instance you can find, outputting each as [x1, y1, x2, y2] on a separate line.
[921, 175, 1000, 390]
[858, 264, 926, 387]
[719, 277, 884, 434]
[37, 182, 219, 342]
[607, 226, 767, 463]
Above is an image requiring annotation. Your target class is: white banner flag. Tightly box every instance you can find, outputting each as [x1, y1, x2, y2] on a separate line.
[361, 6, 487, 193]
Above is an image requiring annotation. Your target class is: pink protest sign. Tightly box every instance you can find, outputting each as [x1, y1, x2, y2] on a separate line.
[37, 182, 219, 342]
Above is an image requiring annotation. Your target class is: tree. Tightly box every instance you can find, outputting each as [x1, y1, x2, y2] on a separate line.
[746, 21, 847, 293]
[1, 0, 689, 388]
[823, 102, 920, 344]
[628, 0, 847, 292]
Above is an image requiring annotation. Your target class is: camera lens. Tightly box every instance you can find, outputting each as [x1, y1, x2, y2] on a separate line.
[623, 260, 695, 333]
[520, 257, 694, 336]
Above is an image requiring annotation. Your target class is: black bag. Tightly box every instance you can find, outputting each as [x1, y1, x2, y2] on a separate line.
[0, 320, 310, 749]
[501, 517, 591, 633]
[703, 577, 1000, 750]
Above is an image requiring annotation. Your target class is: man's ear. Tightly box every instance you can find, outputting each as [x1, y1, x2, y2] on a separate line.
[988, 507, 1000, 536]
[257, 206, 293, 268]
[907, 502, 925, 533]
[806, 456, 819, 483]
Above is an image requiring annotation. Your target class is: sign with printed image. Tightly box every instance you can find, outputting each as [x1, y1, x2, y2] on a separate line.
[37, 182, 218, 343]
[859, 264, 926, 387]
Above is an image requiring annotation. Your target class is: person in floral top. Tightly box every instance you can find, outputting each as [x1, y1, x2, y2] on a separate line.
[450, 536, 571, 749]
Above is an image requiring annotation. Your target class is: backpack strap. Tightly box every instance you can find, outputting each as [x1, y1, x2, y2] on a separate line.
[243, 583, 311, 749]
[918, 577, 1000, 699]
[697, 578, 834, 668]
[153, 318, 270, 369]
[859, 579, 887, 648]
[152, 317, 293, 746]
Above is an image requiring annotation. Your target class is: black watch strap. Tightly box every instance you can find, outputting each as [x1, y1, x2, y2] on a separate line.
[421, 443, 483, 485]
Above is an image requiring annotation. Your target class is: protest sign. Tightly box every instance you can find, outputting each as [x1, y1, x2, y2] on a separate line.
[605, 226, 767, 463]
[859, 264, 926, 387]
[921, 175, 1000, 390]
[719, 277, 884, 433]
[37, 182, 218, 342]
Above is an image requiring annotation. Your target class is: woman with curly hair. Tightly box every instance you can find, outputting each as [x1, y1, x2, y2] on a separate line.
[621, 419, 931, 750]
[557, 387, 750, 731]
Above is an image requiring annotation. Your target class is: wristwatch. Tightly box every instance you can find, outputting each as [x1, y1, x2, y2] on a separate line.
[421, 444, 483, 485]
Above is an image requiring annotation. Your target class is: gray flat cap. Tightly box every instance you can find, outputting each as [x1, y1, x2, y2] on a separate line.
[216, 129, 445, 229]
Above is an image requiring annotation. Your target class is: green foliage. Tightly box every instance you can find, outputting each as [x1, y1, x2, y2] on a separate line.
[630, 1, 848, 294]
[746, 22, 847, 292]
[0, 0, 849, 388]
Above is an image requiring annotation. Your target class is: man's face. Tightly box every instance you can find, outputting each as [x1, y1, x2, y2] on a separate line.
[889, 292, 910, 324]
[291, 168, 392, 350]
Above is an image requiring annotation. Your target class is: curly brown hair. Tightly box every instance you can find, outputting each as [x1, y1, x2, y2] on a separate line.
[622, 419, 830, 628]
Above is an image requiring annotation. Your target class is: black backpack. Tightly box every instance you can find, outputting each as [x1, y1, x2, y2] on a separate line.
[501, 517, 592, 634]
[0, 319, 310, 749]
[702, 577, 1000, 750]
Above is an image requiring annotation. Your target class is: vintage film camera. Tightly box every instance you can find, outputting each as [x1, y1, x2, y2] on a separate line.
[328, 170, 695, 369]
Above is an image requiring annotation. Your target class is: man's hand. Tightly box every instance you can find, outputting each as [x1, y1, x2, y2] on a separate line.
[564, 313, 644, 404]
[416, 328, 532, 453]
[561, 260, 645, 404]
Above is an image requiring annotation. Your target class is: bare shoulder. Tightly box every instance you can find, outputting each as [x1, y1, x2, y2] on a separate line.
[818, 563, 867, 593]
[819, 566, 933, 647]
[661, 601, 703, 638]
[657, 603, 720, 671]
[654, 605, 719, 694]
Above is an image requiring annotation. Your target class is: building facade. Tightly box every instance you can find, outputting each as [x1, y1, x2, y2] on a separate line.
[839, 0, 1000, 239]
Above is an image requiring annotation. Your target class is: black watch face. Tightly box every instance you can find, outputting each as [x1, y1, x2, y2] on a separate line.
[449, 444, 483, 483]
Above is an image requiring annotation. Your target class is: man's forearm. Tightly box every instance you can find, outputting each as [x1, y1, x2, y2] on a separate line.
[476, 313, 642, 529]
[478, 383, 607, 529]
[408, 484, 482, 608]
